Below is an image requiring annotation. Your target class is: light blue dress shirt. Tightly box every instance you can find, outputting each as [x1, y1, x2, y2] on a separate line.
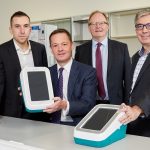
[92, 37, 109, 100]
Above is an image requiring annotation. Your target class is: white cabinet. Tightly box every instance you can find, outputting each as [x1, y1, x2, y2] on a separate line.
[109, 9, 143, 56]
[71, 8, 149, 56]
[31, 7, 149, 57]
[71, 15, 91, 42]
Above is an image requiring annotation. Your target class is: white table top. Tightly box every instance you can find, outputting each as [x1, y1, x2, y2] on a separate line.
[0, 116, 150, 150]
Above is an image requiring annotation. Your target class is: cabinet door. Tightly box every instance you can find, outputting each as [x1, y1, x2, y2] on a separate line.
[109, 9, 145, 56]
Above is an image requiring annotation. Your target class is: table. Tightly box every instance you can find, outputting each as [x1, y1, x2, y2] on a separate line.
[0, 116, 150, 150]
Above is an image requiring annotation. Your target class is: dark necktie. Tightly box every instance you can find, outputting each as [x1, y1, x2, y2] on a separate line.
[96, 43, 106, 98]
[51, 67, 64, 123]
[56, 67, 64, 99]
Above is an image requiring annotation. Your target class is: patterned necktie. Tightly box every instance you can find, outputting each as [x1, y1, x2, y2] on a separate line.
[56, 67, 64, 99]
[96, 43, 106, 98]
[51, 68, 64, 123]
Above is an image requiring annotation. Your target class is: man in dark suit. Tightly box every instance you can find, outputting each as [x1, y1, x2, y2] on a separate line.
[0, 11, 49, 121]
[120, 10, 150, 137]
[43, 29, 97, 126]
[75, 10, 131, 105]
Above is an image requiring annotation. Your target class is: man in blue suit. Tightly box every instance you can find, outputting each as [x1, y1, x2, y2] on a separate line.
[43, 29, 97, 126]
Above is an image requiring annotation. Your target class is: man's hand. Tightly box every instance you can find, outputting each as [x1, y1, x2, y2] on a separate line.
[43, 97, 67, 114]
[119, 103, 143, 125]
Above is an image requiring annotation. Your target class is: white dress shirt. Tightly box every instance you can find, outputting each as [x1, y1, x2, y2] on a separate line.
[57, 58, 73, 122]
[13, 40, 34, 69]
[131, 48, 149, 92]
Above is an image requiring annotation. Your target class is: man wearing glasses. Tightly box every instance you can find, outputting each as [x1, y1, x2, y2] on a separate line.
[120, 10, 150, 137]
[75, 10, 131, 105]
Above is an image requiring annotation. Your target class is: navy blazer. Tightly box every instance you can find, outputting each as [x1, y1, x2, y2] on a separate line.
[75, 39, 131, 104]
[127, 51, 150, 137]
[0, 39, 49, 121]
[49, 60, 97, 125]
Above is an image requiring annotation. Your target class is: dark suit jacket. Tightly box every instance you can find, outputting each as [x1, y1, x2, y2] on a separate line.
[0, 39, 49, 121]
[49, 60, 97, 125]
[75, 39, 131, 104]
[128, 51, 150, 137]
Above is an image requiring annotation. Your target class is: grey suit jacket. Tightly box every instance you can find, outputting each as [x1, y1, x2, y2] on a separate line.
[49, 60, 97, 125]
[75, 39, 131, 104]
[0, 39, 49, 121]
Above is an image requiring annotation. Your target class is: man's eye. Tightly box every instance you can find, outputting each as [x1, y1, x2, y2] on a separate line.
[15, 25, 20, 28]
[24, 25, 29, 28]
[53, 45, 57, 47]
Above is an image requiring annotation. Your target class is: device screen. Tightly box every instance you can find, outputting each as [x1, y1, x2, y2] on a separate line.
[28, 71, 49, 101]
[82, 108, 117, 131]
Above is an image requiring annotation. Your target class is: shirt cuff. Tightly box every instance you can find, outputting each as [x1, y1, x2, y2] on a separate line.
[62, 100, 69, 116]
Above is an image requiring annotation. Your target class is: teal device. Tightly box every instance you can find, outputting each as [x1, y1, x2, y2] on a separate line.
[74, 104, 127, 148]
[20, 67, 54, 112]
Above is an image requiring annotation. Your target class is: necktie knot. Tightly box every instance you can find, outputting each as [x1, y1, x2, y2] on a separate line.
[59, 67, 64, 75]
[97, 42, 102, 48]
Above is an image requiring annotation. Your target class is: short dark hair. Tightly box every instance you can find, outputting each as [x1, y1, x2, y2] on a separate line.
[49, 28, 72, 46]
[10, 11, 30, 26]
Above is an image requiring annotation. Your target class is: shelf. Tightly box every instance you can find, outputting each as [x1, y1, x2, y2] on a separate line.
[111, 35, 137, 39]
[31, 7, 149, 57]
[73, 39, 90, 43]
[73, 19, 88, 23]
[72, 15, 88, 23]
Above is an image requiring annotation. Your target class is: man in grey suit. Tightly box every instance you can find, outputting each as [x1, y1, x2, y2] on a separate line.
[0, 11, 49, 121]
[75, 10, 131, 105]
[43, 29, 97, 126]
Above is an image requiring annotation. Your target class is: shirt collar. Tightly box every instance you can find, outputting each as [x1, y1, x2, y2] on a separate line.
[92, 36, 108, 48]
[138, 47, 150, 57]
[13, 39, 31, 54]
[57, 58, 73, 73]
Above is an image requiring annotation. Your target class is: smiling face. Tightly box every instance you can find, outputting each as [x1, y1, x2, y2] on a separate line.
[50, 32, 73, 66]
[88, 12, 109, 42]
[9, 16, 31, 47]
[135, 14, 150, 50]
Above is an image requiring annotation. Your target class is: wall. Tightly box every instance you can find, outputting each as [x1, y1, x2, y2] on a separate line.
[0, 0, 150, 43]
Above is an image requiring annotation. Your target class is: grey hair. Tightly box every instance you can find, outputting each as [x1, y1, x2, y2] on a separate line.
[135, 9, 150, 24]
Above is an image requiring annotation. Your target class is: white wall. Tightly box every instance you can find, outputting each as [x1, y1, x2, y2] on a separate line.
[0, 0, 150, 43]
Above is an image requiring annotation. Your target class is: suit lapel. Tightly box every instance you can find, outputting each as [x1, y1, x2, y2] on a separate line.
[133, 54, 150, 89]
[87, 40, 93, 66]
[30, 41, 38, 66]
[50, 65, 58, 96]
[67, 61, 79, 100]
[131, 53, 140, 81]
[8, 40, 21, 72]
[107, 39, 113, 77]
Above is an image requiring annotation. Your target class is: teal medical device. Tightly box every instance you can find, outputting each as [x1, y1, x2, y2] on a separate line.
[20, 67, 54, 112]
[74, 104, 127, 148]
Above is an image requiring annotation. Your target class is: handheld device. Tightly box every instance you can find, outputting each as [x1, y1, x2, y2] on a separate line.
[20, 67, 54, 112]
[74, 104, 126, 148]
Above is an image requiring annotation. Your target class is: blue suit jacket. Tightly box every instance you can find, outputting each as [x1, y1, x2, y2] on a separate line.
[49, 60, 97, 125]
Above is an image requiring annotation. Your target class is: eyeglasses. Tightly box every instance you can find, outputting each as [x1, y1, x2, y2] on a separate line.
[135, 23, 150, 30]
[89, 21, 108, 27]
